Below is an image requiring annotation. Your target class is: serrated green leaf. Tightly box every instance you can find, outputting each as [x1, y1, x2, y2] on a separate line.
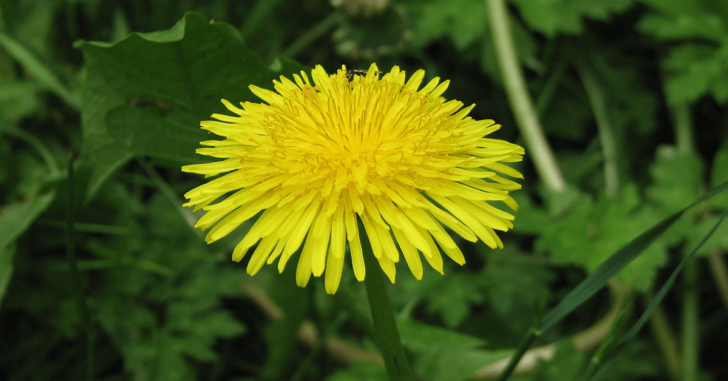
[422, 274, 485, 327]
[637, 0, 727, 41]
[662, 44, 728, 104]
[647, 146, 703, 212]
[406, 0, 487, 50]
[77, 12, 307, 200]
[540, 181, 728, 333]
[509, 0, 634, 37]
[539, 185, 667, 289]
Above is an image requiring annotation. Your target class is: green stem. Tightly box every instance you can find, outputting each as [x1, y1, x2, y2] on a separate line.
[674, 104, 694, 155]
[65, 155, 95, 381]
[682, 255, 698, 381]
[575, 62, 619, 198]
[672, 99, 698, 381]
[707, 251, 728, 314]
[240, 0, 287, 40]
[495, 292, 547, 381]
[282, 12, 342, 58]
[360, 220, 413, 381]
[486, 0, 566, 193]
[643, 291, 682, 381]
[137, 158, 200, 235]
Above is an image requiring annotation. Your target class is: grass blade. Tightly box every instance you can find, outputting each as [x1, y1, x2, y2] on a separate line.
[541, 181, 728, 333]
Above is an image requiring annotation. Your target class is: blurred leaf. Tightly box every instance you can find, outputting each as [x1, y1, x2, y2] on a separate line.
[539, 185, 667, 289]
[0, 80, 42, 120]
[326, 361, 387, 381]
[258, 269, 309, 380]
[637, 0, 727, 42]
[483, 252, 553, 324]
[638, 0, 728, 104]
[398, 317, 485, 351]
[0, 244, 15, 309]
[509, 0, 634, 37]
[711, 138, 728, 208]
[510, 192, 549, 235]
[406, 0, 488, 50]
[414, 347, 511, 381]
[422, 274, 485, 327]
[77, 12, 307, 200]
[664, 44, 728, 104]
[648, 146, 703, 212]
[0, 191, 55, 249]
[685, 215, 728, 257]
[0, 30, 79, 108]
[398, 317, 511, 381]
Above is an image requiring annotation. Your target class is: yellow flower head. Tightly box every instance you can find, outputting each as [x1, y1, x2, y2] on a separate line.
[182, 64, 524, 294]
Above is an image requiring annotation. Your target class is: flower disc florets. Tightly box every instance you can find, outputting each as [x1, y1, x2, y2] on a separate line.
[182, 64, 524, 294]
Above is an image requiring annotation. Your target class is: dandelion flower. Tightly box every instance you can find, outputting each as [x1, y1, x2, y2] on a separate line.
[182, 64, 524, 294]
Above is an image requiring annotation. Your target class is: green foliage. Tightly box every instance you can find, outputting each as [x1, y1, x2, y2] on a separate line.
[638, 0, 728, 104]
[537, 185, 667, 289]
[77, 12, 307, 199]
[509, 0, 633, 37]
[3, 1, 728, 380]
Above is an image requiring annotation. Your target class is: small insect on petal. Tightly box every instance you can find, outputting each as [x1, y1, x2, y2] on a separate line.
[182, 64, 524, 293]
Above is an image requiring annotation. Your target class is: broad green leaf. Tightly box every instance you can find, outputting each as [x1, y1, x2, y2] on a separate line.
[509, 0, 634, 37]
[77, 12, 307, 200]
[540, 181, 728, 333]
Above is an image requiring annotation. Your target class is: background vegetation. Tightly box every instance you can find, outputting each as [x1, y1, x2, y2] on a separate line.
[1, 0, 728, 380]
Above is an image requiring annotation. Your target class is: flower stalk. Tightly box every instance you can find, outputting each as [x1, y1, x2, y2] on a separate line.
[486, 0, 566, 193]
[361, 219, 413, 381]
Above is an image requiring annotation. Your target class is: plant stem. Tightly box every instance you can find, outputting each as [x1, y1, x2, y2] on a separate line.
[360, 220, 412, 381]
[486, 0, 566, 193]
[682, 255, 699, 381]
[282, 12, 342, 58]
[575, 62, 619, 199]
[672, 100, 698, 381]
[643, 291, 681, 381]
[65, 155, 95, 381]
[674, 104, 694, 155]
[707, 251, 728, 313]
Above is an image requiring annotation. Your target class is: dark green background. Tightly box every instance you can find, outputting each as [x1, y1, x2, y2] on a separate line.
[1, 1, 728, 380]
